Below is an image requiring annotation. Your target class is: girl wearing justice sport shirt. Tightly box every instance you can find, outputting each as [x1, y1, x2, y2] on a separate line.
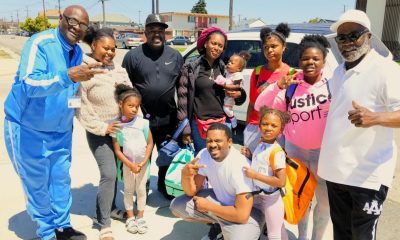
[255, 35, 331, 240]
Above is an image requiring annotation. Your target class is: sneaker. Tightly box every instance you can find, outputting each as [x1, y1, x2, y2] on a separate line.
[230, 117, 237, 129]
[126, 217, 138, 234]
[136, 217, 148, 234]
[200, 223, 223, 240]
[55, 227, 87, 240]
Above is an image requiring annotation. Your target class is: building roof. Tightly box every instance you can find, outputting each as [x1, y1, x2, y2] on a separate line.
[39, 9, 61, 18]
[91, 13, 132, 24]
[236, 18, 266, 29]
[160, 12, 229, 18]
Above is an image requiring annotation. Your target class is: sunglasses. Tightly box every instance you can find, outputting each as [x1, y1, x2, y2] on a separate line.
[63, 14, 89, 32]
[335, 29, 369, 43]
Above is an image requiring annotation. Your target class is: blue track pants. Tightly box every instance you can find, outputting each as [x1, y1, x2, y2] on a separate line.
[4, 119, 73, 240]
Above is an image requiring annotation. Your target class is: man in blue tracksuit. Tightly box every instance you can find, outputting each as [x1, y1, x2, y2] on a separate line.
[3, 5, 103, 240]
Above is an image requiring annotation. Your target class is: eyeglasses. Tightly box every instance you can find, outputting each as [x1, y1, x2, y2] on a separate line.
[63, 14, 88, 32]
[335, 29, 369, 43]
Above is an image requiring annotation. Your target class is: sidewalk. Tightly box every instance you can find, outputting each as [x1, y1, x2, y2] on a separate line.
[1, 45, 366, 240]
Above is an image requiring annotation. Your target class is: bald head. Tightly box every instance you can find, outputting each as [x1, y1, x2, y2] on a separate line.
[59, 5, 89, 45]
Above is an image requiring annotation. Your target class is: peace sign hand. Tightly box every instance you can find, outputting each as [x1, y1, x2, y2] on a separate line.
[277, 71, 302, 89]
[182, 157, 206, 178]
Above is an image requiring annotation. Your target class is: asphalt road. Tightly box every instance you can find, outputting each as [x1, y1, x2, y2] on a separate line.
[1, 34, 400, 239]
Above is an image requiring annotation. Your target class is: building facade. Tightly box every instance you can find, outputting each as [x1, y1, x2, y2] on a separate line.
[160, 12, 229, 39]
[356, 0, 400, 60]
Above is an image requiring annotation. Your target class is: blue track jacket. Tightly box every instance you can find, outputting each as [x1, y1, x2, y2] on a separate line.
[4, 28, 83, 133]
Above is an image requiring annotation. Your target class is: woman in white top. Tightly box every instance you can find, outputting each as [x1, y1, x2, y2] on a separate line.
[75, 26, 131, 240]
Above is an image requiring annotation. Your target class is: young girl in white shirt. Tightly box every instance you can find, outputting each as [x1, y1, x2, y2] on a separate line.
[111, 84, 154, 235]
[241, 106, 290, 240]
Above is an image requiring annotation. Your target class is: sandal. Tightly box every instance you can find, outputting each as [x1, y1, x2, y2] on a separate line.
[99, 227, 114, 240]
[110, 208, 127, 221]
[136, 218, 148, 234]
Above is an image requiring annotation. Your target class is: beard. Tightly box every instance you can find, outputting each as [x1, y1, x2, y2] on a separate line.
[342, 40, 371, 62]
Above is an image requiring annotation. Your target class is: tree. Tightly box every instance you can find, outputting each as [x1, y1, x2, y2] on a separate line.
[19, 16, 55, 34]
[191, 0, 207, 14]
[308, 17, 321, 24]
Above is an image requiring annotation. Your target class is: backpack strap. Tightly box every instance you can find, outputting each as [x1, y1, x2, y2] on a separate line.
[254, 65, 263, 85]
[285, 84, 298, 111]
[142, 120, 149, 141]
[326, 79, 332, 100]
[172, 118, 189, 140]
[268, 145, 285, 173]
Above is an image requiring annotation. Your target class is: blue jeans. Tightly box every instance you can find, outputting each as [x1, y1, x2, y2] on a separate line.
[190, 119, 231, 155]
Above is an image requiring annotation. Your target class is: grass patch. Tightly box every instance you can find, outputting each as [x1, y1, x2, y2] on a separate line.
[175, 47, 187, 53]
[0, 50, 11, 59]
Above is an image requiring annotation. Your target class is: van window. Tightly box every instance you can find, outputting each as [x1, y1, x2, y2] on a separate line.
[184, 40, 303, 68]
[222, 40, 264, 68]
[222, 40, 301, 68]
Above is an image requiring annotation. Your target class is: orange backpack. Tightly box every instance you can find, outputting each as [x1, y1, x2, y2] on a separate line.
[269, 146, 317, 224]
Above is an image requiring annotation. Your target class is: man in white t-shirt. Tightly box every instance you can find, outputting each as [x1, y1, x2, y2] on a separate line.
[318, 10, 400, 240]
[170, 123, 263, 240]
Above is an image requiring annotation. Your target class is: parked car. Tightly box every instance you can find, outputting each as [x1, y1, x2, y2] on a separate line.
[181, 23, 393, 124]
[170, 36, 191, 45]
[116, 33, 143, 49]
[16, 31, 30, 37]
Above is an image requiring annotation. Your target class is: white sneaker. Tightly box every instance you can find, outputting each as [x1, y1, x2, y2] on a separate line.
[125, 217, 137, 234]
[136, 217, 148, 234]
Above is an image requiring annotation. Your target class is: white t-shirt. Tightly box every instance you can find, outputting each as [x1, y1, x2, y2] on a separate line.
[318, 49, 400, 190]
[197, 147, 254, 206]
[251, 142, 286, 192]
[111, 117, 149, 164]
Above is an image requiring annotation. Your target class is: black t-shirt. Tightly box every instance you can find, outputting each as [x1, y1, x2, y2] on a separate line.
[194, 58, 225, 120]
[122, 44, 183, 127]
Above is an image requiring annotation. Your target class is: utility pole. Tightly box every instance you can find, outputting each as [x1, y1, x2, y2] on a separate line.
[156, 0, 159, 14]
[42, 0, 46, 18]
[26, 6, 29, 19]
[229, 0, 233, 30]
[58, 0, 61, 15]
[101, 0, 107, 27]
[138, 10, 141, 29]
[152, 0, 155, 14]
[16, 10, 19, 29]
[343, 4, 346, 13]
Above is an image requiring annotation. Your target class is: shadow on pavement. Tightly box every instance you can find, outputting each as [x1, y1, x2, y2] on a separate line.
[160, 220, 208, 240]
[7, 184, 97, 240]
[8, 210, 37, 240]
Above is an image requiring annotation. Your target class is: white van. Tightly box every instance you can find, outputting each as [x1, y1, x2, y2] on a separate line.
[181, 23, 392, 124]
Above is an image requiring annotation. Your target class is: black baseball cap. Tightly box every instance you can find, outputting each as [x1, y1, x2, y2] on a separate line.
[145, 14, 168, 28]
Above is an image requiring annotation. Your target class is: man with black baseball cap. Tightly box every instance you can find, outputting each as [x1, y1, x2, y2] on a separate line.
[123, 14, 183, 200]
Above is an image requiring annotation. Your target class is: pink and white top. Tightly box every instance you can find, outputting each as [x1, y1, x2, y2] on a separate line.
[255, 72, 330, 150]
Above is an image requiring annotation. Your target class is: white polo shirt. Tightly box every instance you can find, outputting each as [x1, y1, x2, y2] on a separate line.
[318, 49, 400, 190]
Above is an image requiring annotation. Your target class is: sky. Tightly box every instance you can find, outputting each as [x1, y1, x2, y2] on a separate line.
[0, 0, 356, 25]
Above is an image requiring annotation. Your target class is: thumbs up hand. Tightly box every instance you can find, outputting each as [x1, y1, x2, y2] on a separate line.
[348, 100, 378, 128]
